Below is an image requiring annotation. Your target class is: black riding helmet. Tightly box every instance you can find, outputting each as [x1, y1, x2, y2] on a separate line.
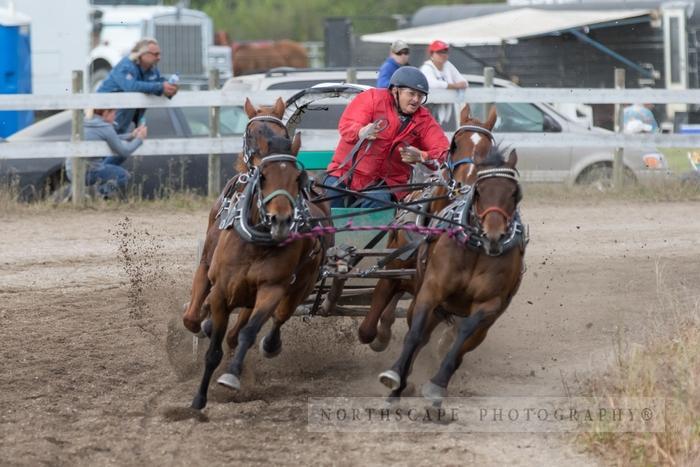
[389, 66, 429, 95]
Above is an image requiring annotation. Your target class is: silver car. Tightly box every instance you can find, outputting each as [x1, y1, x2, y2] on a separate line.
[224, 68, 669, 185]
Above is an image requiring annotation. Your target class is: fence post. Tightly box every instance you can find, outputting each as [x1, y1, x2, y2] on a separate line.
[70, 70, 85, 205]
[346, 67, 357, 84]
[613, 68, 626, 190]
[483, 67, 495, 114]
[208, 69, 221, 198]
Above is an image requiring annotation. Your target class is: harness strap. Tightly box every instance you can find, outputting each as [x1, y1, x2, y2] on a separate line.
[476, 205, 512, 223]
[261, 189, 296, 206]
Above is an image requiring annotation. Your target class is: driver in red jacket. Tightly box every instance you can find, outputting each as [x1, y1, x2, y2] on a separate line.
[324, 66, 449, 208]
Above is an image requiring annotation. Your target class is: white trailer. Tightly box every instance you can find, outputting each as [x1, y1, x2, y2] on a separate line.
[4, 0, 90, 94]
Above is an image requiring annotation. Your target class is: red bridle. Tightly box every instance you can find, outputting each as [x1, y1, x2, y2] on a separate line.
[475, 205, 512, 224]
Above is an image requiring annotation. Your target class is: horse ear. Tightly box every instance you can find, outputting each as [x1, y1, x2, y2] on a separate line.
[273, 97, 285, 119]
[460, 104, 471, 124]
[291, 132, 302, 156]
[244, 98, 257, 118]
[507, 149, 518, 168]
[485, 105, 498, 130]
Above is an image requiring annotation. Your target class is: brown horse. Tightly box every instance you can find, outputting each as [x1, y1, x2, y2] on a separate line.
[182, 97, 300, 336]
[191, 152, 331, 410]
[378, 145, 526, 404]
[358, 104, 498, 351]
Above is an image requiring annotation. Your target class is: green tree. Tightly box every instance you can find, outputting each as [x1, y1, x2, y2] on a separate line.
[166, 0, 502, 41]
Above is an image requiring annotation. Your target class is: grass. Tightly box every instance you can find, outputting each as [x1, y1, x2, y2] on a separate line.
[3, 173, 700, 218]
[0, 182, 212, 215]
[523, 178, 700, 204]
[579, 265, 700, 466]
[661, 148, 698, 174]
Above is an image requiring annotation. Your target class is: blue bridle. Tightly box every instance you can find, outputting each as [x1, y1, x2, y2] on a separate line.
[446, 125, 496, 174]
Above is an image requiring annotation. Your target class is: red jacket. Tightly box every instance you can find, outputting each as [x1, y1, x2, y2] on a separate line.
[327, 88, 449, 199]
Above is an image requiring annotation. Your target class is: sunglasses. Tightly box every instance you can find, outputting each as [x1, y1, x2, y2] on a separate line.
[435, 49, 449, 55]
[396, 50, 410, 56]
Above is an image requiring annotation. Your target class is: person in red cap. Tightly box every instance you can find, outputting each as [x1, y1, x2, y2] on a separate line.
[420, 40, 468, 124]
[420, 40, 468, 91]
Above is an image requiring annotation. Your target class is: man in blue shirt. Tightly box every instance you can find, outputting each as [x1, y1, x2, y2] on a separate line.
[376, 39, 410, 88]
[97, 38, 179, 134]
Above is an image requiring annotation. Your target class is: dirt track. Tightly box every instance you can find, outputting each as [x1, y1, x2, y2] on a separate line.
[1, 197, 699, 466]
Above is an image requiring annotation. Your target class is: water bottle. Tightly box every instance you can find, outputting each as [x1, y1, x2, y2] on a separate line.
[168, 73, 180, 85]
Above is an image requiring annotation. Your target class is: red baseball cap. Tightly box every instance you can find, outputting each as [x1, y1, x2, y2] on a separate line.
[428, 40, 449, 53]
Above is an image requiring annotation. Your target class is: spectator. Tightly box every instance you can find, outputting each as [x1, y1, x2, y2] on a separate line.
[420, 40, 468, 124]
[65, 108, 147, 200]
[376, 40, 410, 88]
[325, 66, 449, 208]
[97, 38, 178, 134]
[623, 103, 659, 133]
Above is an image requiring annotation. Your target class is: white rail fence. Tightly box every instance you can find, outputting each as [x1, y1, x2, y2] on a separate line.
[2, 67, 700, 202]
[2, 89, 700, 160]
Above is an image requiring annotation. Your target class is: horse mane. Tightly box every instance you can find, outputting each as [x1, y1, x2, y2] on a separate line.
[476, 144, 509, 168]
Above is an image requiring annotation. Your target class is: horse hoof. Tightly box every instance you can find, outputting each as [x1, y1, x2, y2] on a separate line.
[191, 394, 207, 410]
[378, 370, 401, 391]
[259, 336, 282, 359]
[217, 373, 241, 391]
[421, 381, 447, 404]
[369, 336, 390, 352]
[199, 319, 212, 339]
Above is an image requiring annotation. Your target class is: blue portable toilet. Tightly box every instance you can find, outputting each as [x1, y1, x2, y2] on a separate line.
[0, 5, 32, 138]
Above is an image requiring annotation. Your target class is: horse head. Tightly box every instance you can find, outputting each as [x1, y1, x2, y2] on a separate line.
[257, 152, 307, 242]
[447, 104, 498, 185]
[239, 97, 301, 171]
[473, 147, 521, 255]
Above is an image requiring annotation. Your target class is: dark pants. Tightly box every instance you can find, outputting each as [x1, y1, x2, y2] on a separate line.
[323, 175, 393, 209]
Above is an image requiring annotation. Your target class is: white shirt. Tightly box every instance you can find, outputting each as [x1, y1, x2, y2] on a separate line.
[420, 60, 467, 125]
[420, 60, 467, 90]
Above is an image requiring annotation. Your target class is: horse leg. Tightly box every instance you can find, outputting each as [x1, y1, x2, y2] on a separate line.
[225, 307, 252, 351]
[369, 292, 402, 352]
[423, 301, 501, 404]
[378, 291, 441, 398]
[217, 287, 284, 391]
[259, 318, 283, 358]
[182, 230, 219, 334]
[191, 287, 230, 410]
[359, 277, 398, 344]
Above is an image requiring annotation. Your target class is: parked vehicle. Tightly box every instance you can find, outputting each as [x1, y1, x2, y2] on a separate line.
[0, 67, 670, 200]
[89, 0, 232, 90]
[0, 105, 248, 200]
[223, 68, 670, 186]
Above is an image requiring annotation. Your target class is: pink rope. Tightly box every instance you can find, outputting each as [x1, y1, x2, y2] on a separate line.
[279, 222, 469, 247]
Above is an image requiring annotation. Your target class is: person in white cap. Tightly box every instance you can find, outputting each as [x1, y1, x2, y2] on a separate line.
[376, 39, 410, 88]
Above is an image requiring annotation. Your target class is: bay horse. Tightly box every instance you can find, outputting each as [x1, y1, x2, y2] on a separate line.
[190, 151, 331, 410]
[378, 146, 527, 404]
[358, 104, 498, 352]
[182, 97, 300, 337]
